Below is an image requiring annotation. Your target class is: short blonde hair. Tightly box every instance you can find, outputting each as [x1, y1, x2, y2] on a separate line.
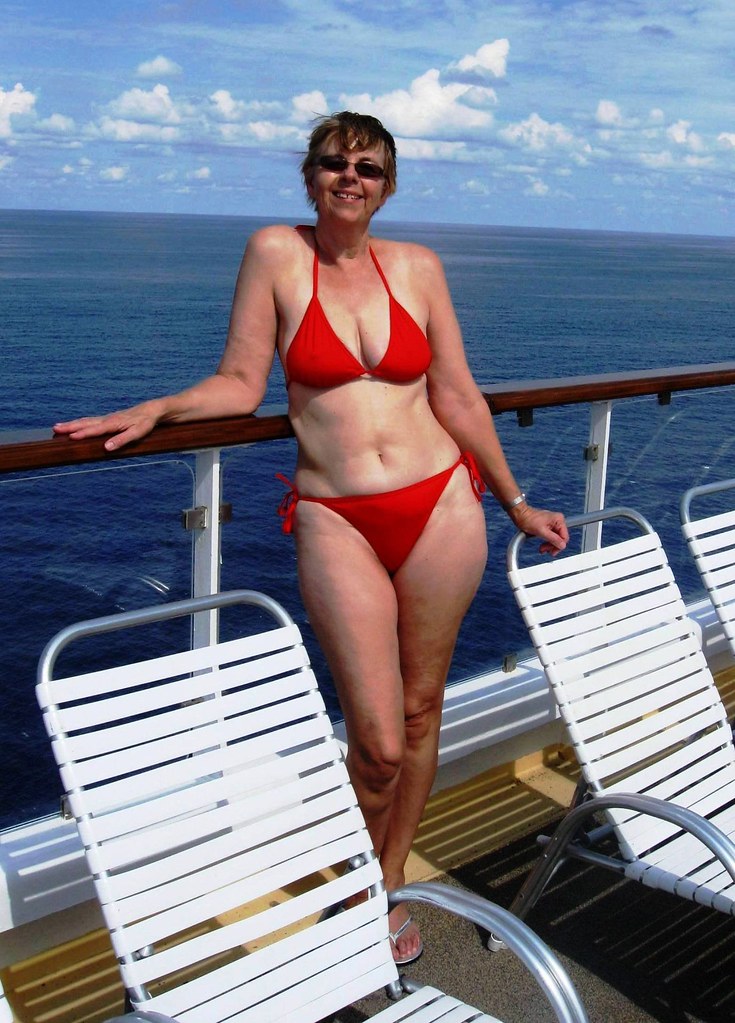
[301, 111, 397, 209]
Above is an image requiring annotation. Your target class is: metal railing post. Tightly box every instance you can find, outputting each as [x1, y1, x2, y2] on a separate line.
[191, 448, 223, 648]
[581, 400, 613, 552]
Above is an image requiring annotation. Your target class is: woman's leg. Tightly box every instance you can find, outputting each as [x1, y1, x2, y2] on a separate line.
[294, 467, 487, 960]
[379, 468, 488, 956]
[294, 502, 407, 859]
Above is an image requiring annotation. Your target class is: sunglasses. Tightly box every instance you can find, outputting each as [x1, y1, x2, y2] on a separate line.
[315, 154, 386, 180]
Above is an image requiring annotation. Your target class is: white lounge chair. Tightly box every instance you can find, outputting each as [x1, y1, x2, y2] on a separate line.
[36, 590, 587, 1023]
[681, 477, 735, 660]
[497, 508, 735, 943]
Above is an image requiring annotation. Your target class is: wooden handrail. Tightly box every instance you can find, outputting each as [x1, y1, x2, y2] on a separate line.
[2, 362, 733, 475]
[481, 362, 735, 415]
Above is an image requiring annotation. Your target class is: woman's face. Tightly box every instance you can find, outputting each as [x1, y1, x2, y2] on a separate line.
[306, 138, 389, 221]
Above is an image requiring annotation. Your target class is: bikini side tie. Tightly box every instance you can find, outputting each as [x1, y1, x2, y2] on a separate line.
[276, 473, 298, 534]
[460, 451, 487, 501]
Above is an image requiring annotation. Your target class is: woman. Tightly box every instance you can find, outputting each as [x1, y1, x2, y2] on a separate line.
[54, 111, 568, 965]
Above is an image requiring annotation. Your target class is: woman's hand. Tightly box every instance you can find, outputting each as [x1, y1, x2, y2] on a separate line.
[53, 400, 163, 452]
[510, 502, 569, 556]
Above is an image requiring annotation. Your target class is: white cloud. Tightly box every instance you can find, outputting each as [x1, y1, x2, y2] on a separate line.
[455, 39, 509, 79]
[62, 163, 74, 174]
[460, 85, 499, 109]
[0, 82, 36, 138]
[291, 91, 329, 123]
[342, 69, 492, 138]
[107, 84, 182, 125]
[461, 178, 490, 195]
[137, 56, 182, 78]
[210, 89, 246, 121]
[499, 112, 575, 152]
[596, 100, 624, 127]
[95, 116, 181, 142]
[100, 165, 129, 181]
[210, 91, 284, 124]
[37, 113, 75, 134]
[247, 120, 301, 142]
[684, 154, 714, 168]
[190, 166, 211, 179]
[395, 137, 467, 161]
[639, 150, 674, 168]
[718, 132, 735, 148]
[525, 178, 550, 196]
[667, 119, 704, 152]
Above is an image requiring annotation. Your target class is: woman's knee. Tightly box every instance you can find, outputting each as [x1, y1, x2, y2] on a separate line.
[403, 689, 444, 747]
[347, 732, 405, 794]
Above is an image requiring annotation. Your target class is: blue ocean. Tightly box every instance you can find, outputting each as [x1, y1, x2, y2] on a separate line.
[1, 209, 734, 829]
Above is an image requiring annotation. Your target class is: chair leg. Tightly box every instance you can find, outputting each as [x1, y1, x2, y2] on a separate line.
[486, 792, 593, 952]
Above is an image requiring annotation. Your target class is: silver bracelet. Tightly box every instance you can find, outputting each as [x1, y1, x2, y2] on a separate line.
[503, 492, 527, 511]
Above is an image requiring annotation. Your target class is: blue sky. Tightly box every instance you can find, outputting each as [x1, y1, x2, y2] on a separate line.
[2, 0, 735, 235]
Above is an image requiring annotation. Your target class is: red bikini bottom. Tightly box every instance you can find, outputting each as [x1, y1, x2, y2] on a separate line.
[277, 452, 485, 575]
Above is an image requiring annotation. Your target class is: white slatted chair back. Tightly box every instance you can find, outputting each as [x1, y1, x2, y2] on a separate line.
[681, 478, 735, 660]
[36, 591, 398, 1023]
[507, 509, 735, 899]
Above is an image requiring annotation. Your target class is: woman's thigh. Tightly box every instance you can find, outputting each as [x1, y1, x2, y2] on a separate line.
[394, 466, 489, 707]
[294, 502, 405, 752]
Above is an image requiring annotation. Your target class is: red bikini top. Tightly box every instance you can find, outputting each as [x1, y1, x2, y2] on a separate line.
[284, 232, 431, 389]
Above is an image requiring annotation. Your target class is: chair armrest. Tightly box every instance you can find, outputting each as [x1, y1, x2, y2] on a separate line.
[388, 881, 588, 1023]
[560, 791, 735, 884]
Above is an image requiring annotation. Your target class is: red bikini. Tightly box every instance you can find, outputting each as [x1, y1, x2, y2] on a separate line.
[285, 238, 432, 388]
[278, 453, 485, 575]
[278, 229, 485, 574]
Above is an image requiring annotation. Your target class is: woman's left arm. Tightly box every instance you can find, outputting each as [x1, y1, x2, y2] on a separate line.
[419, 247, 568, 555]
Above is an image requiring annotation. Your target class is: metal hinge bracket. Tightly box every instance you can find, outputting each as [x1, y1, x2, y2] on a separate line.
[181, 503, 233, 530]
[502, 653, 518, 673]
[584, 443, 612, 461]
[516, 409, 534, 428]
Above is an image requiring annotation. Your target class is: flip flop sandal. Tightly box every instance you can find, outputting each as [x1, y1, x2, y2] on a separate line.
[389, 914, 424, 966]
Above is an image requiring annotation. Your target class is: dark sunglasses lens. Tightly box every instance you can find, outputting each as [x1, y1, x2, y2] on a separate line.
[319, 156, 347, 172]
[355, 162, 385, 179]
[317, 156, 384, 179]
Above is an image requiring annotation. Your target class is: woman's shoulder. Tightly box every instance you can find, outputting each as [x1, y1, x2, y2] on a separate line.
[372, 235, 444, 280]
[245, 223, 312, 261]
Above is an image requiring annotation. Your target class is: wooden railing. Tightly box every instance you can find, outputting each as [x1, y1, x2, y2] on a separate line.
[2, 362, 734, 474]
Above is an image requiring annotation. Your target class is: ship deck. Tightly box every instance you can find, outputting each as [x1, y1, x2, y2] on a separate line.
[4, 665, 735, 1023]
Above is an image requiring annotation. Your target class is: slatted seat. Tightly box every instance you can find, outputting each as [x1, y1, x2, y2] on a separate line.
[681, 478, 735, 660]
[36, 590, 587, 1023]
[498, 508, 735, 940]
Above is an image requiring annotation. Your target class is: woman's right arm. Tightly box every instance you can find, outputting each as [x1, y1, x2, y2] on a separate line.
[53, 228, 282, 452]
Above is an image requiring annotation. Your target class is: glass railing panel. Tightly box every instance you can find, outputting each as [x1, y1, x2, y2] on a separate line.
[470, 403, 592, 671]
[490, 387, 733, 666]
[0, 458, 195, 830]
[218, 438, 336, 697]
[602, 386, 734, 604]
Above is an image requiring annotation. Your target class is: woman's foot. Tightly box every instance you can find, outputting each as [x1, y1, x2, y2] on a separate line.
[388, 904, 423, 965]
